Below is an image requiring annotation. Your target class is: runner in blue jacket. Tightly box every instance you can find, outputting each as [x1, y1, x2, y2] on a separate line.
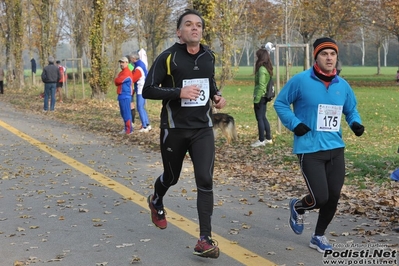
[274, 37, 364, 253]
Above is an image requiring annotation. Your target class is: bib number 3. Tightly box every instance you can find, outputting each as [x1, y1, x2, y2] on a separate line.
[181, 78, 210, 107]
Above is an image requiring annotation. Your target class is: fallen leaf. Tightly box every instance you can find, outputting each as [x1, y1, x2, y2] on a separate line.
[130, 255, 141, 264]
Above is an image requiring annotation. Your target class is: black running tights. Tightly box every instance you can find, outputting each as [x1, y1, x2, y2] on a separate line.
[152, 128, 215, 237]
[296, 148, 345, 236]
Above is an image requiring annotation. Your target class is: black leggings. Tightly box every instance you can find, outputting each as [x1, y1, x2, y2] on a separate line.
[296, 148, 345, 236]
[152, 127, 215, 237]
[253, 97, 271, 141]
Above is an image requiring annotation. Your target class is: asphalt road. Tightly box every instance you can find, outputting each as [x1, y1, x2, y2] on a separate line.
[0, 100, 397, 266]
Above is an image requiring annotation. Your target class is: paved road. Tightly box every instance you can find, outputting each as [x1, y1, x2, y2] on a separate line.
[0, 100, 397, 266]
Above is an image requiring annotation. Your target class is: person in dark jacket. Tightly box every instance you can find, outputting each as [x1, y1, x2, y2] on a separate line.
[31, 58, 37, 74]
[0, 67, 4, 94]
[142, 9, 226, 259]
[41, 56, 60, 112]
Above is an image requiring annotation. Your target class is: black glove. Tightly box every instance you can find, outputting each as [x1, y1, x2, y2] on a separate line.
[351, 122, 364, 137]
[294, 123, 311, 136]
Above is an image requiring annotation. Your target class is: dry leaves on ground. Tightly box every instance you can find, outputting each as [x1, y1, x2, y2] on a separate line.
[3, 93, 399, 241]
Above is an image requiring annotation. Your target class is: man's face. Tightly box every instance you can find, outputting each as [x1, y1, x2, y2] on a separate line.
[176, 14, 203, 45]
[316, 49, 337, 74]
[119, 61, 128, 70]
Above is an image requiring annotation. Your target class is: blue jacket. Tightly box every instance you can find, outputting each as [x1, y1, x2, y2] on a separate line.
[274, 68, 362, 154]
[114, 67, 133, 100]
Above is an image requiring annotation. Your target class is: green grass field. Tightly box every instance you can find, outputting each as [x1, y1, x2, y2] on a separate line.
[223, 66, 399, 184]
[21, 66, 399, 185]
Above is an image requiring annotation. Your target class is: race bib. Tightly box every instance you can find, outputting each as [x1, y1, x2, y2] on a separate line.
[181, 78, 210, 107]
[316, 104, 343, 132]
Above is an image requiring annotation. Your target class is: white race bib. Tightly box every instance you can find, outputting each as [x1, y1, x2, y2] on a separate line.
[181, 78, 210, 107]
[316, 104, 343, 132]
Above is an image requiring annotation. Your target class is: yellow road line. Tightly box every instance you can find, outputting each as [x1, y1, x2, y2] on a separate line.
[0, 119, 277, 266]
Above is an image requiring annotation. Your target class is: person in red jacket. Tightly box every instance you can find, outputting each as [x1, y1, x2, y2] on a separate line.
[56, 60, 66, 102]
[114, 57, 134, 134]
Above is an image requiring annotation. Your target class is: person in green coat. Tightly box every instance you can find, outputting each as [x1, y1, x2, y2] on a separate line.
[251, 47, 273, 147]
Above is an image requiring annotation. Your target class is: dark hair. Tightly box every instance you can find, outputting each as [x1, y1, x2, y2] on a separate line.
[255, 48, 273, 76]
[56, 60, 61, 64]
[176, 9, 205, 30]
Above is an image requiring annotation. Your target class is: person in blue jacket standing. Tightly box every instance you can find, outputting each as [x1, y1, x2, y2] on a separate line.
[274, 37, 365, 253]
[114, 57, 134, 134]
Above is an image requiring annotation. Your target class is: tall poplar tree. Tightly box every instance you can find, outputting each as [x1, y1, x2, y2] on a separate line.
[1, 0, 24, 88]
[89, 0, 111, 100]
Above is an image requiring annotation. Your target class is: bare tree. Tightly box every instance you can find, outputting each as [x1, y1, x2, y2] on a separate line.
[134, 0, 181, 64]
[243, 1, 281, 68]
[382, 37, 390, 67]
[377, 0, 399, 67]
[213, 0, 248, 90]
[0, 0, 25, 89]
[64, 0, 92, 67]
[294, 0, 320, 66]
[31, 0, 61, 68]
[11, 0, 24, 89]
[361, 0, 396, 72]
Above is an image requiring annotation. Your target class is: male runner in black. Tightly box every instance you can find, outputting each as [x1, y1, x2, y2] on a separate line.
[143, 8, 226, 259]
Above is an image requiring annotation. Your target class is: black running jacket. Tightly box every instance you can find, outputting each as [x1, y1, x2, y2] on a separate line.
[143, 42, 220, 129]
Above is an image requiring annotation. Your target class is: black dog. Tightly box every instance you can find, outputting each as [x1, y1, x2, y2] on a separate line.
[212, 113, 237, 144]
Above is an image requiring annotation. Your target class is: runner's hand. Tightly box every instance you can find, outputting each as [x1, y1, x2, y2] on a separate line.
[180, 85, 200, 100]
[294, 123, 311, 136]
[351, 122, 364, 137]
[213, 95, 226, 109]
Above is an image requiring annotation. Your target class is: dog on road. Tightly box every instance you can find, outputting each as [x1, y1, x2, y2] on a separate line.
[212, 113, 237, 144]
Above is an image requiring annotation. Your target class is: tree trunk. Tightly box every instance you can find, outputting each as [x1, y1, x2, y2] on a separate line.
[88, 0, 110, 101]
[377, 46, 381, 75]
[91, 89, 105, 101]
[12, 0, 24, 90]
[39, 0, 51, 68]
[360, 28, 365, 66]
